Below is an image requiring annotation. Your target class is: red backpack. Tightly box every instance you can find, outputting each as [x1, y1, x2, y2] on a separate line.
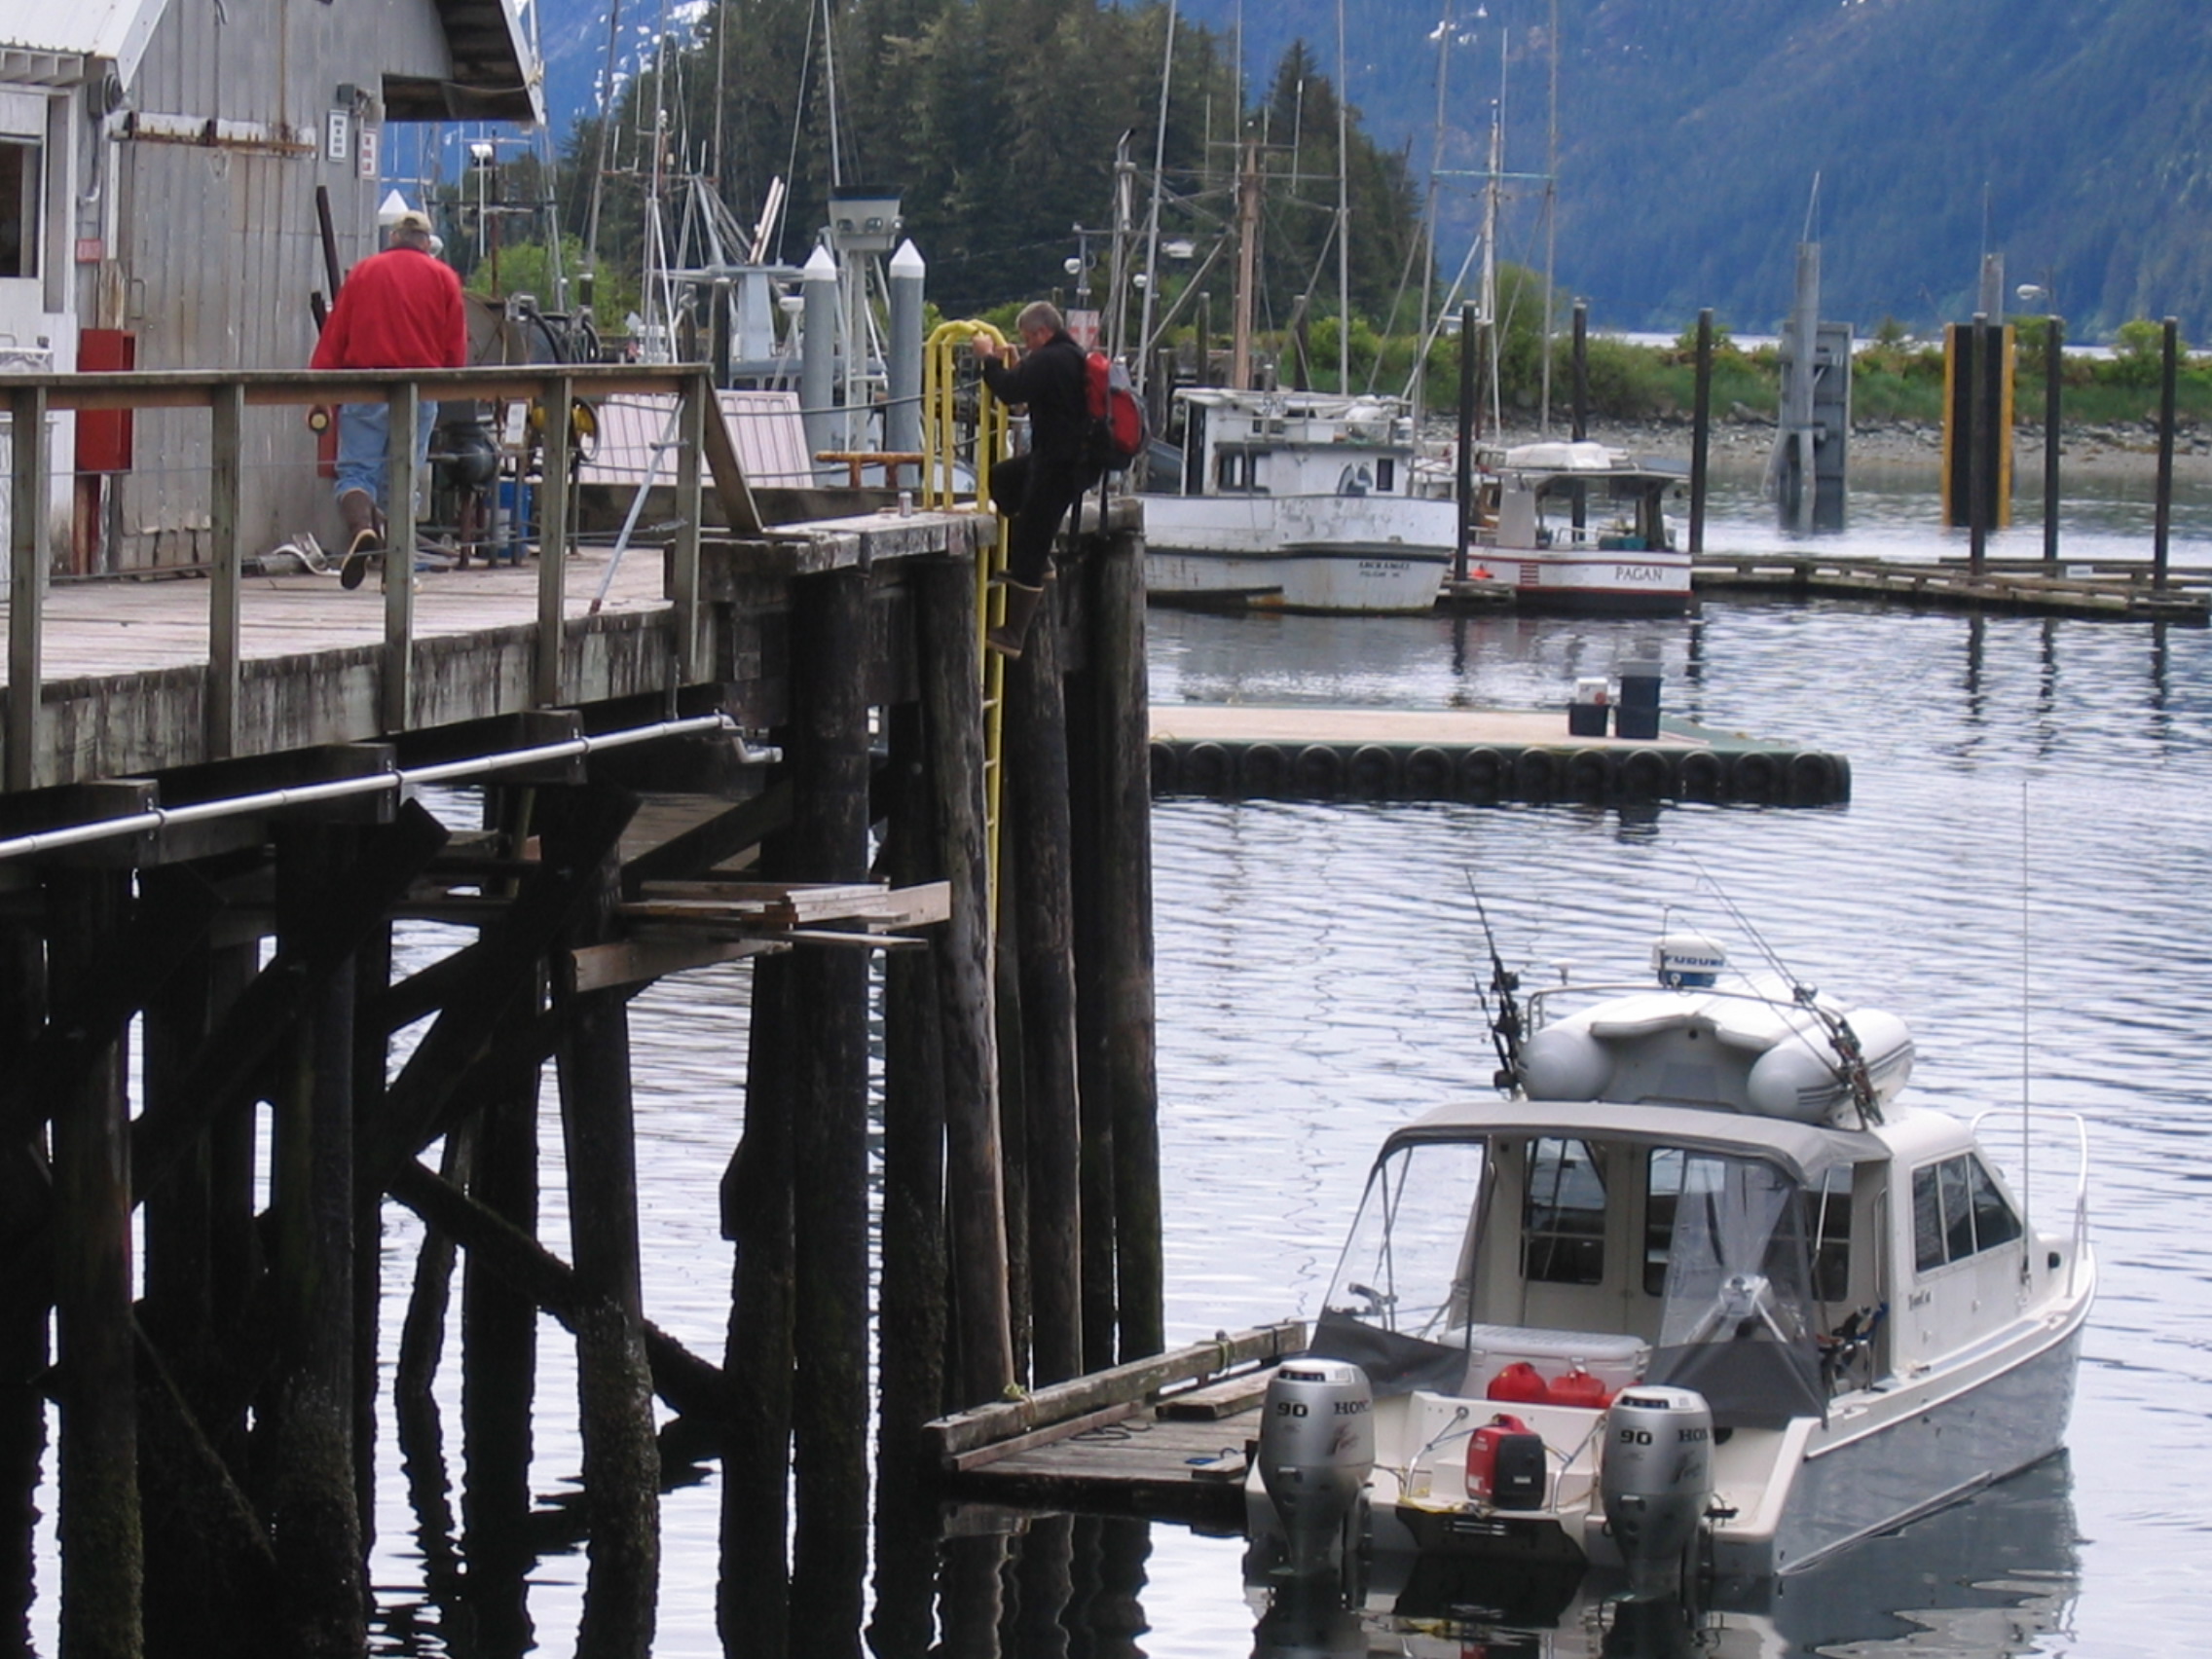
[1084, 350, 1147, 472]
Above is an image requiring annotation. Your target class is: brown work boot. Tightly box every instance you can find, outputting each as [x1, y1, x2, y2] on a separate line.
[337, 489, 383, 590]
[986, 577, 1048, 658]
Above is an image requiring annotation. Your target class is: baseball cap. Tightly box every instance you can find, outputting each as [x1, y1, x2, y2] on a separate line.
[391, 208, 434, 237]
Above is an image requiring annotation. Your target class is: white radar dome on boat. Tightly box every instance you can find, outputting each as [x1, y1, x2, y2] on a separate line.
[1652, 933, 1727, 988]
[1745, 1008, 1915, 1122]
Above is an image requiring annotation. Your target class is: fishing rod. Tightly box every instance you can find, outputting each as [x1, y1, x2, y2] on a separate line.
[1464, 875, 1525, 1091]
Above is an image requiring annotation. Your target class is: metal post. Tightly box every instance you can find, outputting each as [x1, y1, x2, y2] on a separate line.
[2155, 316, 2177, 591]
[800, 246, 839, 474]
[6, 385, 46, 792]
[2043, 316, 2063, 567]
[1966, 314, 1988, 575]
[535, 375, 573, 706]
[383, 380, 420, 732]
[887, 240, 926, 459]
[1690, 310, 1714, 555]
[207, 382, 243, 760]
[1454, 302, 1475, 584]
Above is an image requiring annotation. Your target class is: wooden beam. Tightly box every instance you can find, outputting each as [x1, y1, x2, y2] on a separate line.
[205, 382, 243, 762]
[6, 384, 47, 793]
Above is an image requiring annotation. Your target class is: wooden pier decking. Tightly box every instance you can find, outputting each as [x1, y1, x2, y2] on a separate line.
[1690, 551, 2212, 622]
[1148, 704, 1851, 806]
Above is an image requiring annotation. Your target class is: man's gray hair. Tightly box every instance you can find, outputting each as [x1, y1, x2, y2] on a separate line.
[1016, 301, 1063, 337]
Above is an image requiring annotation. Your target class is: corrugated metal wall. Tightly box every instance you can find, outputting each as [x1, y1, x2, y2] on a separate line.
[111, 0, 463, 570]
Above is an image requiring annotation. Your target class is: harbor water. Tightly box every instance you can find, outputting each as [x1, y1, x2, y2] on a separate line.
[22, 469, 2212, 1655]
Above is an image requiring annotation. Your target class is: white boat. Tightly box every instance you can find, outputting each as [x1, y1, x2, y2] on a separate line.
[1247, 931, 2093, 1602]
[1462, 440, 1694, 614]
[1141, 388, 1458, 614]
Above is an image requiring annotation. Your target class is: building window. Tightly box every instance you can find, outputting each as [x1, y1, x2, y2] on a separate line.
[0, 140, 37, 279]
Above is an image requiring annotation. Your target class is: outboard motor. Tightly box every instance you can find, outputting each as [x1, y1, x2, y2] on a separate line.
[1257, 1359, 1375, 1580]
[1600, 1385, 1713, 1601]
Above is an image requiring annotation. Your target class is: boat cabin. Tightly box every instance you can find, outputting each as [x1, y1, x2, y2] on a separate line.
[1478, 440, 1684, 555]
[1158, 388, 1418, 501]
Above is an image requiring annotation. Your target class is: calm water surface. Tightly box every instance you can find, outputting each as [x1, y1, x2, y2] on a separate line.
[26, 475, 2212, 1654]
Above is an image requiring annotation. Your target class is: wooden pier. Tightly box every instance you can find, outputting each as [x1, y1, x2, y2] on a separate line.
[0, 362, 1162, 1657]
[1148, 705, 1852, 807]
[1691, 551, 2212, 623]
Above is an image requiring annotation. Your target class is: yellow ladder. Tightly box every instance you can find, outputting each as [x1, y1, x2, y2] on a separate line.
[923, 320, 1012, 926]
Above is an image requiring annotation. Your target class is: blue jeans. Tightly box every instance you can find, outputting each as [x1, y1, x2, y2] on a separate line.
[335, 400, 440, 510]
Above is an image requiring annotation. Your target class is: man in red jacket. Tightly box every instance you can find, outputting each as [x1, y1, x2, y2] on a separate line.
[309, 207, 467, 588]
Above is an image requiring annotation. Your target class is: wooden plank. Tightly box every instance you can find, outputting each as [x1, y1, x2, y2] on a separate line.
[569, 933, 779, 994]
[1156, 1369, 1273, 1420]
[921, 1320, 1306, 1462]
[946, 1401, 1147, 1473]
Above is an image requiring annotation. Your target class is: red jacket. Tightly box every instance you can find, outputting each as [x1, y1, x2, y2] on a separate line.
[311, 244, 468, 371]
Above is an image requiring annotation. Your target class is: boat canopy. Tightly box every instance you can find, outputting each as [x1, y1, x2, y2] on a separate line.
[1382, 1097, 1887, 1186]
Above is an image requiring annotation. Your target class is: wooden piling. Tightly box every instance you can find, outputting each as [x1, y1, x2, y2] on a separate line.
[915, 556, 1015, 1404]
[1690, 309, 1714, 555]
[2155, 316, 2177, 589]
[48, 866, 142, 1659]
[262, 824, 366, 1654]
[545, 785, 660, 1657]
[2043, 315, 2064, 567]
[782, 569, 872, 1650]
[1006, 584, 1084, 1386]
[1086, 533, 1163, 1363]
[0, 913, 47, 1652]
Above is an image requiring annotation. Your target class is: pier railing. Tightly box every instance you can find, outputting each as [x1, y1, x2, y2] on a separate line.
[3, 362, 745, 791]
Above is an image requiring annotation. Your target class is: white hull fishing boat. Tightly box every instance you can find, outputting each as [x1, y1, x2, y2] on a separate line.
[1142, 388, 1457, 614]
[1247, 931, 2093, 1602]
[1463, 441, 1693, 614]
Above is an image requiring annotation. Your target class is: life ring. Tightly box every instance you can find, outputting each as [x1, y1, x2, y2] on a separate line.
[1620, 746, 1677, 800]
[1456, 747, 1506, 800]
[1184, 741, 1234, 797]
[1788, 751, 1840, 805]
[1404, 746, 1454, 797]
[1149, 741, 1180, 795]
[1296, 744, 1344, 797]
[1566, 748, 1614, 801]
[1729, 749, 1781, 803]
[1238, 742, 1288, 798]
[1678, 749, 1724, 800]
[1514, 747, 1560, 799]
[1347, 744, 1400, 798]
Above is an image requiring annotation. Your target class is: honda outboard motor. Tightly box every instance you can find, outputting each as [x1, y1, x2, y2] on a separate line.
[1257, 1359, 1375, 1579]
[1600, 1385, 1713, 1601]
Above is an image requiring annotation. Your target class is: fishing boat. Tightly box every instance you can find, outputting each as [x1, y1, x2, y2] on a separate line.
[1248, 930, 2093, 1601]
[1140, 388, 1458, 614]
[1459, 440, 1693, 614]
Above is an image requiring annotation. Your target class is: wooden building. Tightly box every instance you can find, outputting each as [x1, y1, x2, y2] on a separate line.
[0, 0, 539, 571]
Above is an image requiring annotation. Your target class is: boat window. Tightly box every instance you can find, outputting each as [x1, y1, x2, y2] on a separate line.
[1523, 1136, 1605, 1286]
[1214, 449, 1267, 493]
[0, 140, 37, 281]
[1643, 1147, 1683, 1294]
[1654, 1152, 1817, 1350]
[1807, 1170, 1851, 1304]
[1912, 1153, 2025, 1272]
[1968, 1157, 2022, 1250]
[1322, 1139, 1490, 1338]
[1375, 457, 1395, 493]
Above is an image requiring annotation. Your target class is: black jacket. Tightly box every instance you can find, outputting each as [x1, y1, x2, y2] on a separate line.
[980, 329, 1090, 472]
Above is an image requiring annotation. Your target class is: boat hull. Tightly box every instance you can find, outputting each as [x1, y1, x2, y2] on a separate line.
[1465, 548, 1696, 615]
[1143, 494, 1456, 614]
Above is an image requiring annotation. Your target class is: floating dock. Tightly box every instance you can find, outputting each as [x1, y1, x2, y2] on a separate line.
[1148, 706, 1851, 807]
[1691, 552, 2212, 623]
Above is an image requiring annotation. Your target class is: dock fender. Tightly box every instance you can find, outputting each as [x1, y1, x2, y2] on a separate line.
[1788, 751, 1842, 805]
[1150, 741, 1180, 795]
[1456, 746, 1507, 800]
[1678, 748, 1725, 801]
[1729, 749, 1780, 803]
[1296, 744, 1345, 797]
[1347, 744, 1399, 798]
[1239, 742, 1288, 797]
[1514, 747, 1560, 799]
[1404, 745, 1453, 797]
[1566, 748, 1614, 801]
[1185, 741, 1234, 797]
[1620, 746, 1677, 800]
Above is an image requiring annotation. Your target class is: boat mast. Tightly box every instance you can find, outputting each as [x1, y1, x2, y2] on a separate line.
[1134, 0, 1179, 395]
[1335, 0, 1351, 390]
[1414, 4, 1455, 429]
[1231, 137, 1260, 389]
[1481, 88, 1502, 434]
[1540, 0, 1559, 433]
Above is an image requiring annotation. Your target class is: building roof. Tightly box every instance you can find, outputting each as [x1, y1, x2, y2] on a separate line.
[0, 0, 166, 85]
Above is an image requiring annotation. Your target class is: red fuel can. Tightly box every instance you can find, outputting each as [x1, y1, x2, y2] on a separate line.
[1546, 1363, 1613, 1410]
[1486, 1360, 1550, 1405]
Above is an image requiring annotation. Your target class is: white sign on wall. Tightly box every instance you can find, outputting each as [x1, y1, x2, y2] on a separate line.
[326, 109, 350, 163]
[357, 126, 379, 181]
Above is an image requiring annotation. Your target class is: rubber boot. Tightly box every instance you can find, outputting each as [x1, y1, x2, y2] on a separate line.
[987, 577, 1047, 659]
[337, 489, 383, 590]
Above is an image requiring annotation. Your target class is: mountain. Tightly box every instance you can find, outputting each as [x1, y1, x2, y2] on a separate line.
[524, 0, 2212, 341]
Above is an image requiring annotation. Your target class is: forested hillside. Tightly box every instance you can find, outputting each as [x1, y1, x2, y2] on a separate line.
[538, 0, 2212, 339]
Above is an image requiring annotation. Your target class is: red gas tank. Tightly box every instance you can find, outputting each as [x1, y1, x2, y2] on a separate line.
[1465, 1412, 1546, 1509]
[1486, 1360, 1550, 1405]
[1546, 1363, 1613, 1410]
